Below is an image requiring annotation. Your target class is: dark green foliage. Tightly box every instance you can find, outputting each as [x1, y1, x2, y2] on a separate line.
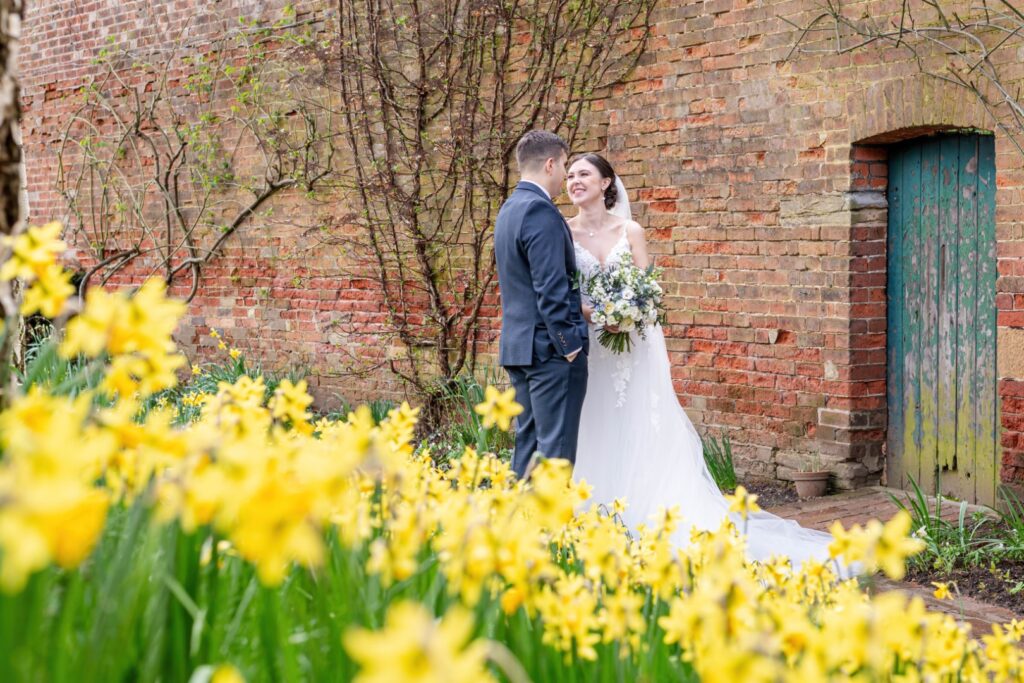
[702, 433, 737, 493]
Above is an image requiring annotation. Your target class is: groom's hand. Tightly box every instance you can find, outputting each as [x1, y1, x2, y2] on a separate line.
[565, 348, 581, 363]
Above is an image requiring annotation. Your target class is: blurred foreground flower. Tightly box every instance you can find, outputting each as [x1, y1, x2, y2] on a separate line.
[344, 601, 495, 683]
[0, 222, 75, 317]
[724, 485, 761, 521]
[828, 509, 925, 580]
[474, 385, 522, 431]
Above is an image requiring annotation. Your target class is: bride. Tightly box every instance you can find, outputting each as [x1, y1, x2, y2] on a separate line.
[565, 153, 834, 566]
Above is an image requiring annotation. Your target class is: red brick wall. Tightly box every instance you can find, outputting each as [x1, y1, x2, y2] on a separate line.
[19, 0, 400, 398]
[20, 0, 1024, 494]
[1002, 380, 1024, 482]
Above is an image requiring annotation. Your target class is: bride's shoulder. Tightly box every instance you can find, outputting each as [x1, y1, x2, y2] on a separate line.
[622, 219, 645, 239]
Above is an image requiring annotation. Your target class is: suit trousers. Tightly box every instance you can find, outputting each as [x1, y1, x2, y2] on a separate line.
[506, 353, 588, 479]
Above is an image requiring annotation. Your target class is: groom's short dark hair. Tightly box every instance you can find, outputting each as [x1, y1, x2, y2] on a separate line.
[516, 130, 569, 171]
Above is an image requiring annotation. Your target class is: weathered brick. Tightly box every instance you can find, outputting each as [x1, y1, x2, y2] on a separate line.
[19, 0, 1024, 492]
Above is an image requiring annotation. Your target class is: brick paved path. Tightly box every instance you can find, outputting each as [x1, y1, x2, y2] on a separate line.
[767, 487, 1017, 634]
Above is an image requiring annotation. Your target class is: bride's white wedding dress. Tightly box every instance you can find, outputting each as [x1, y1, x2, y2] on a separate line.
[572, 226, 835, 567]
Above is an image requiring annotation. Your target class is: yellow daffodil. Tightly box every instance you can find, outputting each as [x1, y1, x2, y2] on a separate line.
[343, 602, 495, 683]
[724, 485, 760, 521]
[875, 510, 926, 580]
[268, 379, 313, 432]
[20, 264, 74, 317]
[473, 385, 523, 431]
[0, 270, 1019, 681]
[0, 221, 67, 282]
[210, 664, 245, 683]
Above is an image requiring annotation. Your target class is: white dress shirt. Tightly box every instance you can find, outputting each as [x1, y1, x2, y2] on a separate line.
[520, 179, 551, 199]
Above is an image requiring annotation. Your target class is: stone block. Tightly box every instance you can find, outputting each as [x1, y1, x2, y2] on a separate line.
[998, 328, 1024, 379]
[817, 407, 851, 428]
[846, 190, 887, 210]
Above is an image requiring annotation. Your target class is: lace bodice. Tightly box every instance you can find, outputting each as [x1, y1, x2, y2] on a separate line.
[573, 228, 635, 407]
[573, 230, 632, 280]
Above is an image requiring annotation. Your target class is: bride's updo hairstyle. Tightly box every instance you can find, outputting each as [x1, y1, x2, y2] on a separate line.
[571, 153, 618, 210]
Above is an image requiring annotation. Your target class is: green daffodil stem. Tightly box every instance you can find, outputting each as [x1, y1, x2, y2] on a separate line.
[486, 639, 533, 683]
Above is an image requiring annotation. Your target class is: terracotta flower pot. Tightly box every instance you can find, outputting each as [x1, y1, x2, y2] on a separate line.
[791, 470, 830, 499]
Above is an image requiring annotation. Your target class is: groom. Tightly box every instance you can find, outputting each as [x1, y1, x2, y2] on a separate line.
[494, 130, 589, 479]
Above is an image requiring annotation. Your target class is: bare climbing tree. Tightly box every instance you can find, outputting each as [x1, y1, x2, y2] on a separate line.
[306, 0, 657, 410]
[789, 0, 1024, 154]
[55, 9, 337, 301]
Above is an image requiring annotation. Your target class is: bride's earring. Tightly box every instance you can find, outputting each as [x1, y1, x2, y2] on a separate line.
[588, 183, 612, 237]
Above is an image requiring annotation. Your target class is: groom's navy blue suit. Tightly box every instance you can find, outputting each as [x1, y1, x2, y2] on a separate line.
[494, 182, 589, 478]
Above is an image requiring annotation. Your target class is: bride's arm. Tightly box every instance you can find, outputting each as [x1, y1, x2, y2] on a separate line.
[625, 221, 650, 268]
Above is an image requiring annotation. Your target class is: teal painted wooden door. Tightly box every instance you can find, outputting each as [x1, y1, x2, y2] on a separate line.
[886, 133, 998, 505]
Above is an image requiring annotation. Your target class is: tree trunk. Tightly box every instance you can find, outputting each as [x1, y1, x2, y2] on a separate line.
[0, 0, 21, 238]
[0, 0, 24, 407]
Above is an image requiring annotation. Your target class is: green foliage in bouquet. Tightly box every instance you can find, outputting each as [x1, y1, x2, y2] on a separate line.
[581, 256, 666, 355]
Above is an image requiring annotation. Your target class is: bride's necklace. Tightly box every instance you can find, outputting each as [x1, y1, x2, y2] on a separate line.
[584, 214, 614, 238]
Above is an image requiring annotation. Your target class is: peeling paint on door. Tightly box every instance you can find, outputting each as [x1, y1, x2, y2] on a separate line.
[886, 134, 998, 505]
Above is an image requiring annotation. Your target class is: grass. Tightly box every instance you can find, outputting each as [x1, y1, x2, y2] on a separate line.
[0, 507, 368, 682]
[0, 494, 704, 683]
[701, 433, 736, 493]
[996, 484, 1024, 562]
[16, 338, 101, 397]
[890, 475, 1011, 574]
[399, 370, 517, 468]
[149, 354, 308, 423]
[319, 397, 397, 426]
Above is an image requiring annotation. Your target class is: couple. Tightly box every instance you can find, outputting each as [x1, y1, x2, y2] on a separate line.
[494, 130, 833, 566]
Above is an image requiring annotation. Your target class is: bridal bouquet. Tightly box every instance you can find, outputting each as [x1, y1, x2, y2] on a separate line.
[583, 257, 666, 354]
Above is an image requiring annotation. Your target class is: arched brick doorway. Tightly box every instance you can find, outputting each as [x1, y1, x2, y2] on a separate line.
[886, 132, 998, 504]
[859, 131, 999, 504]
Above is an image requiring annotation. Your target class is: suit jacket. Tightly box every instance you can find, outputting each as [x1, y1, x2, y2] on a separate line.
[494, 182, 588, 366]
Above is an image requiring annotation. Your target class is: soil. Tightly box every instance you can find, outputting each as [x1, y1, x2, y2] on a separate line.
[740, 476, 800, 510]
[905, 560, 1024, 617]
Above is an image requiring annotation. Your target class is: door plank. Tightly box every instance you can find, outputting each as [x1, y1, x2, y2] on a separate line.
[887, 149, 906, 489]
[975, 135, 998, 506]
[938, 136, 969, 499]
[901, 143, 924, 490]
[919, 139, 941, 495]
[956, 135, 980, 503]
